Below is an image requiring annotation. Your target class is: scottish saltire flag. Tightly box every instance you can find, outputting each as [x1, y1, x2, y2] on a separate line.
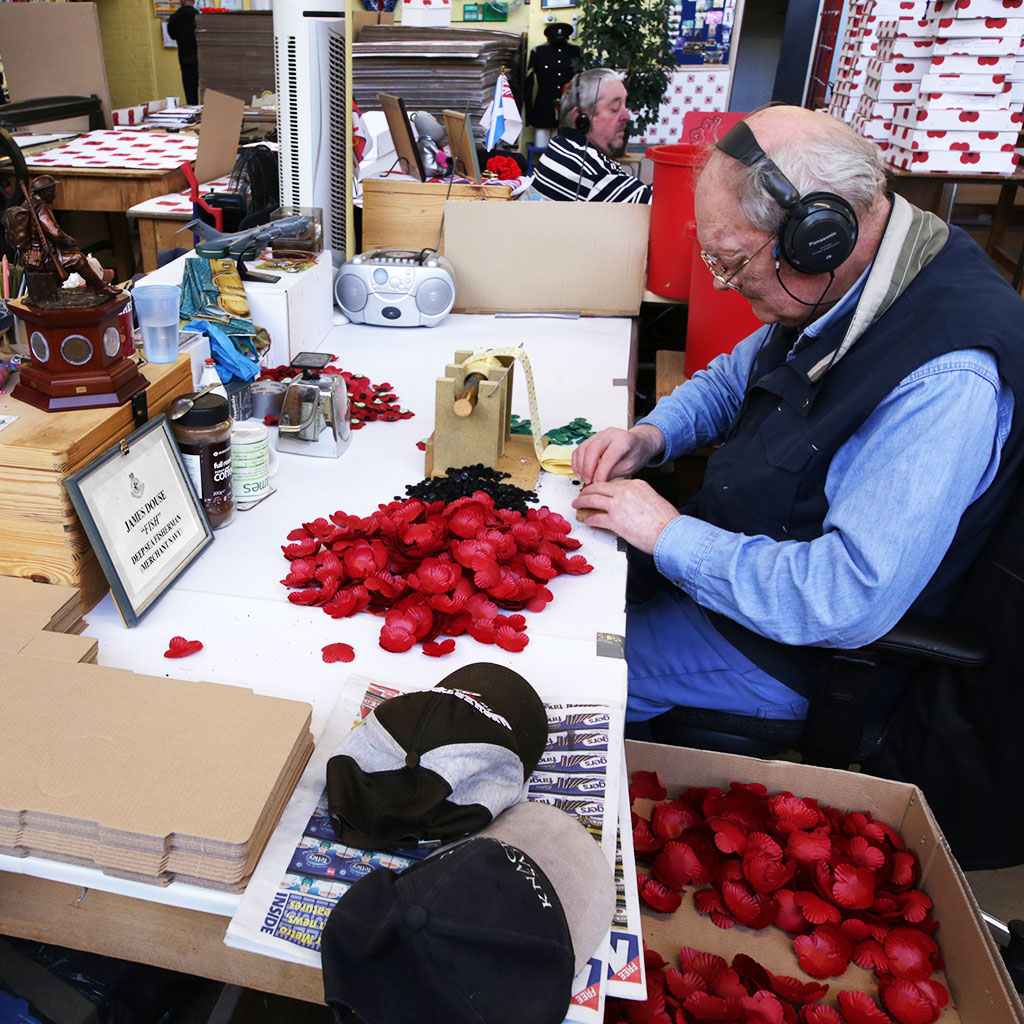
[480, 72, 522, 149]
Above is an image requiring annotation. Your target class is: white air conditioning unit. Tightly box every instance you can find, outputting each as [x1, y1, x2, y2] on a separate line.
[273, 0, 350, 258]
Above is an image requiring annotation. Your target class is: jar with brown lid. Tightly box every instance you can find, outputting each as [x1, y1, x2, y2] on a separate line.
[169, 392, 235, 529]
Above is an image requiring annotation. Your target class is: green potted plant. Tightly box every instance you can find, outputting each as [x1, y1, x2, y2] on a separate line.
[576, 0, 675, 136]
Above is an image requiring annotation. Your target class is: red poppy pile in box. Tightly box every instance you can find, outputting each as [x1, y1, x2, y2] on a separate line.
[616, 772, 948, 1024]
[279, 493, 592, 656]
[259, 364, 413, 428]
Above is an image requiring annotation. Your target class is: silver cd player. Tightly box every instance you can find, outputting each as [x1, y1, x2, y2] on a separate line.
[334, 249, 456, 328]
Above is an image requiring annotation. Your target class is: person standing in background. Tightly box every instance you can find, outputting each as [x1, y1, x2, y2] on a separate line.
[167, 0, 199, 106]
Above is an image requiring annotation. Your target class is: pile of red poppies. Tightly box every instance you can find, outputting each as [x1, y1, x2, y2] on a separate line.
[620, 772, 949, 1024]
[259, 364, 413, 428]
[279, 493, 592, 656]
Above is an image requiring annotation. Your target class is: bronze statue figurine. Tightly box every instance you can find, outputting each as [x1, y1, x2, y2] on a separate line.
[1, 175, 119, 309]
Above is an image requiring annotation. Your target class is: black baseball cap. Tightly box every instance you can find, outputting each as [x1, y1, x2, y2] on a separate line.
[326, 664, 549, 850]
[321, 801, 616, 1024]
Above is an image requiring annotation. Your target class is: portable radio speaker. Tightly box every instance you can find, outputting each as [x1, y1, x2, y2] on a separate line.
[335, 250, 456, 327]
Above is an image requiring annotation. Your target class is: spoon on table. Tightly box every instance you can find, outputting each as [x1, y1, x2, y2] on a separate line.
[168, 381, 220, 421]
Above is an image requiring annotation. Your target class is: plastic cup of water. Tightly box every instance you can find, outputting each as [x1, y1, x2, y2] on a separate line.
[133, 284, 182, 363]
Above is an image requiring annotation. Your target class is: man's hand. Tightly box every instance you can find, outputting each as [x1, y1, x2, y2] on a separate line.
[571, 478, 678, 554]
[571, 424, 664, 484]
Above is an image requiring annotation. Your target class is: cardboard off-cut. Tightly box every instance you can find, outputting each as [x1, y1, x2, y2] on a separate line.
[442, 201, 651, 317]
[0, 2, 112, 130]
[625, 740, 1024, 1024]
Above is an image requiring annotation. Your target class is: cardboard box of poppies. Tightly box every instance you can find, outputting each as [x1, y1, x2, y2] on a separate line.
[620, 740, 1023, 1024]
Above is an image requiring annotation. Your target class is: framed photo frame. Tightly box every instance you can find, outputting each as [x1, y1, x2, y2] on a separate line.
[442, 109, 480, 183]
[64, 415, 214, 627]
[378, 92, 426, 181]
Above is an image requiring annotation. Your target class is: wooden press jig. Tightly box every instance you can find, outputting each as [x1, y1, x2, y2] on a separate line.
[425, 348, 543, 489]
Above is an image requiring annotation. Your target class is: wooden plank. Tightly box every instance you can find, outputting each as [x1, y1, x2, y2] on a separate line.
[655, 349, 686, 401]
[0, 873, 324, 1004]
[362, 178, 512, 253]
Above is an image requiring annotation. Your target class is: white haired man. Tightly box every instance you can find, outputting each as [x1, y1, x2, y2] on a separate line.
[572, 104, 1024, 729]
[531, 68, 652, 203]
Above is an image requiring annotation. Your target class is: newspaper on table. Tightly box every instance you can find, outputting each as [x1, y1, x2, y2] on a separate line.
[226, 671, 644, 1022]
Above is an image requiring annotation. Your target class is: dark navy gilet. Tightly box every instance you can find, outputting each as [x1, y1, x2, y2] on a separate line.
[686, 225, 1024, 696]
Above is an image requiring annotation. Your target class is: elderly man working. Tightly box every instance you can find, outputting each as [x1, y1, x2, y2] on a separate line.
[572, 104, 1024, 727]
[531, 68, 652, 203]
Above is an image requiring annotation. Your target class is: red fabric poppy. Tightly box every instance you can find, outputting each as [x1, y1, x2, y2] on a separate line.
[739, 990, 788, 1024]
[639, 874, 684, 914]
[682, 992, 742, 1022]
[422, 638, 457, 657]
[767, 974, 829, 1006]
[792, 925, 853, 979]
[321, 642, 355, 663]
[164, 636, 202, 658]
[280, 556, 318, 587]
[832, 863, 877, 910]
[323, 584, 371, 619]
[630, 770, 668, 803]
[800, 1007, 844, 1024]
[773, 889, 814, 936]
[883, 929, 937, 982]
[282, 537, 321, 560]
[494, 624, 529, 652]
[665, 968, 707, 1001]
[677, 947, 729, 979]
[693, 888, 738, 929]
[633, 815, 665, 856]
[836, 990, 892, 1024]
[878, 978, 940, 1024]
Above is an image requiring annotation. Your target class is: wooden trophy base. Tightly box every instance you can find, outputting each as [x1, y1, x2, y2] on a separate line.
[9, 293, 149, 412]
[14, 358, 148, 412]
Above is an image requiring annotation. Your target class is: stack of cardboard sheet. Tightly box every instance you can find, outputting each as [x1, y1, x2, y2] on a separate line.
[353, 26, 522, 137]
[0, 576, 97, 664]
[0, 577, 315, 892]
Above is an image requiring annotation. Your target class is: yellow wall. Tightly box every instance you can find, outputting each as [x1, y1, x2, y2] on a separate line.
[95, 0, 184, 109]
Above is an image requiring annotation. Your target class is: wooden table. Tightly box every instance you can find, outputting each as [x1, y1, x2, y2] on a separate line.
[26, 164, 189, 281]
[0, 305, 636, 1007]
[889, 166, 1024, 286]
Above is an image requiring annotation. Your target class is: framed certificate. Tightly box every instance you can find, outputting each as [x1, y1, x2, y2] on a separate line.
[64, 415, 214, 627]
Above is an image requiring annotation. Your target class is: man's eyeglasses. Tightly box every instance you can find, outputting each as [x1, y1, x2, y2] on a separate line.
[700, 235, 776, 286]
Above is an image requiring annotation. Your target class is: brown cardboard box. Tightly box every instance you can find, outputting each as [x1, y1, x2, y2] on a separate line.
[443, 201, 651, 316]
[625, 740, 1024, 1024]
[0, 356, 192, 611]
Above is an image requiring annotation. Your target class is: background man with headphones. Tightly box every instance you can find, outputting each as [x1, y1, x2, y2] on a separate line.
[570, 104, 1024, 731]
[530, 68, 652, 203]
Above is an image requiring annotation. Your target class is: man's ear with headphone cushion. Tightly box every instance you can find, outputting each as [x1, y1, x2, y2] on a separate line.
[779, 192, 858, 274]
[575, 111, 591, 134]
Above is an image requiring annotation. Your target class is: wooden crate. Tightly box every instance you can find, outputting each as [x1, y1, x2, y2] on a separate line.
[0, 356, 193, 611]
[361, 178, 513, 253]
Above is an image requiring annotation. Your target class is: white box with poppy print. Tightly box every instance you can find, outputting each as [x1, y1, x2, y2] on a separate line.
[888, 141, 1019, 169]
[891, 103, 1024, 129]
[930, 0, 1024, 16]
[624, 740, 1024, 1024]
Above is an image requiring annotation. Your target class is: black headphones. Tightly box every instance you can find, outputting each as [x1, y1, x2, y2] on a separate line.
[566, 69, 607, 135]
[714, 120, 858, 275]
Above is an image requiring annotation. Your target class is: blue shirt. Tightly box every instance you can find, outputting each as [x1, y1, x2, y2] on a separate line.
[638, 289, 1014, 651]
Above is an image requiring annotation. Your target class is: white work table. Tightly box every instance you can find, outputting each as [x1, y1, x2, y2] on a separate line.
[0, 308, 638, 1003]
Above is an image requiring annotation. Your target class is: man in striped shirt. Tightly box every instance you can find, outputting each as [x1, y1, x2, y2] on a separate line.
[531, 68, 652, 204]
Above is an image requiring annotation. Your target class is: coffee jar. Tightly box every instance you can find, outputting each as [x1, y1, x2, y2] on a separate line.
[169, 392, 235, 529]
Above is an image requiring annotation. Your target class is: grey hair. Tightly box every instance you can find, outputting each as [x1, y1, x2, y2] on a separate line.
[729, 116, 887, 233]
[558, 68, 623, 131]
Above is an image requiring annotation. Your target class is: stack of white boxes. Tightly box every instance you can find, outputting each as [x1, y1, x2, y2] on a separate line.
[886, 0, 1024, 172]
[852, 3, 933, 143]
[827, 0, 882, 124]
